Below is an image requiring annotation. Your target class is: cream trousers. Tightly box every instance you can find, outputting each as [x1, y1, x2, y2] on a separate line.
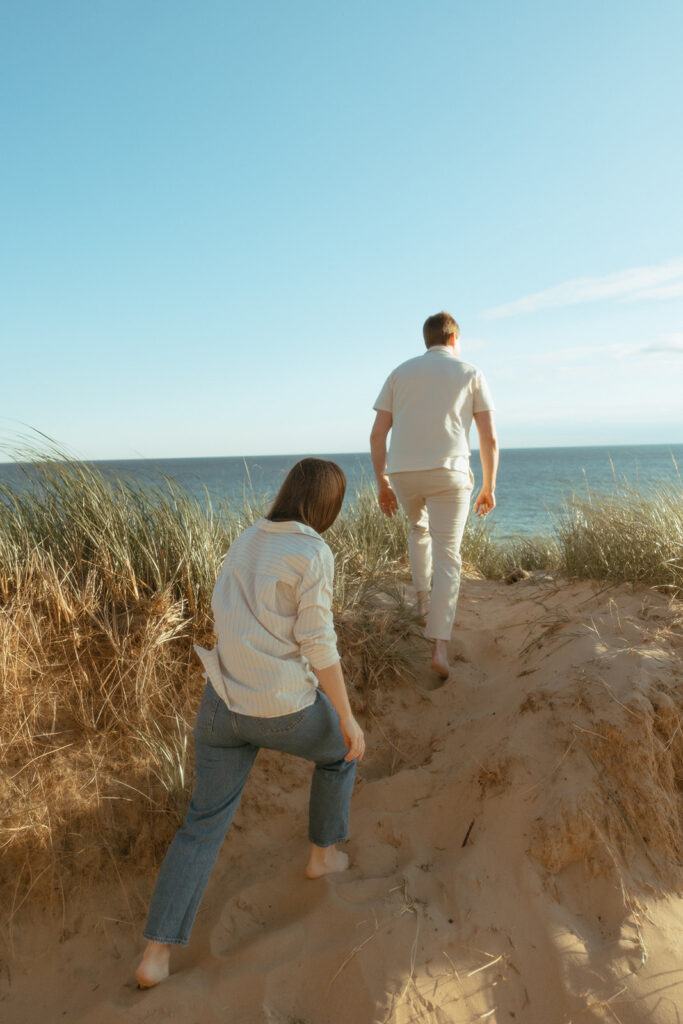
[390, 467, 472, 641]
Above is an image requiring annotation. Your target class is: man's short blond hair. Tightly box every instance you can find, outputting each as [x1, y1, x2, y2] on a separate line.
[423, 311, 460, 348]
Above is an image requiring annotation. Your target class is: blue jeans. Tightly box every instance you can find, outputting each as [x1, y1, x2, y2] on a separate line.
[143, 683, 357, 946]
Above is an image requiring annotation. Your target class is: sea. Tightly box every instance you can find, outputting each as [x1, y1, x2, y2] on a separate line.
[1, 443, 681, 538]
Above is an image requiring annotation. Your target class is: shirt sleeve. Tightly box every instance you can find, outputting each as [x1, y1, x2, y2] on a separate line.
[473, 370, 495, 413]
[373, 372, 394, 412]
[293, 546, 340, 670]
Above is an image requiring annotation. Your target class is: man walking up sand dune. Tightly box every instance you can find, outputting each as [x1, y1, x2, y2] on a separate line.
[370, 311, 499, 678]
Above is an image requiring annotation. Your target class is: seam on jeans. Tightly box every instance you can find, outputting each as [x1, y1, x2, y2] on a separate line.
[142, 933, 189, 946]
[195, 693, 221, 737]
[261, 709, 306, 734]
[231, 711, 243, 740]
[207, 697, 221, 733]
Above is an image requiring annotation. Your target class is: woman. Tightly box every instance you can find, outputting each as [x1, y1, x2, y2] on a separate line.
[136, 458, 365, 988]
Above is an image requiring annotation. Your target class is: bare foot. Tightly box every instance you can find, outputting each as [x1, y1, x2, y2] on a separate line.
[431, 639, 450, 679]
[416, 589, 430, 627]
[135, 941, 171, 989]
[305, 844, 350, 879]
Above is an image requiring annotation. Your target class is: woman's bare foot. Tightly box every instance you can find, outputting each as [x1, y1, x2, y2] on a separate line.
[416, 590, 430, 627]
[135, 941, 172, 989]
[305, 844, 350, 879]
[431, 639, 450, 679]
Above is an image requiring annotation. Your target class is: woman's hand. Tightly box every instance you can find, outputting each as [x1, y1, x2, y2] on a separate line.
[313, 662, 366, 762]
[339, 714, 365, 762]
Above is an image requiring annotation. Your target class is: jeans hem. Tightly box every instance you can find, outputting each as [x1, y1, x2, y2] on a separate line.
[142, 932, 190, 947]
[309, 834, 348, 847]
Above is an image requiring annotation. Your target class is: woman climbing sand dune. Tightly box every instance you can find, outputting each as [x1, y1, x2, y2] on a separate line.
[135, 458, 365, 989]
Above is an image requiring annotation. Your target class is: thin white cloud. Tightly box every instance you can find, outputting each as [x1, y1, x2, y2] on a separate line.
[483, 260, 683, 319]
[638, 335, 683, 355]
[496, 333, 683, 365]
[625, 281, 683, 302]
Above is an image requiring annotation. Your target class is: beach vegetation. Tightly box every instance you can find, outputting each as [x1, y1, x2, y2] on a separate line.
[556, 479, 683, 593]
[0, 444, 681, 926]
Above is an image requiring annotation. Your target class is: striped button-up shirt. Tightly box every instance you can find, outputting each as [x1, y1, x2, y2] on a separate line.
[194, 518, 340, 717]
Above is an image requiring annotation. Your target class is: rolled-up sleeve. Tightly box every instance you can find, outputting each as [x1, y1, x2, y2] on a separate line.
[373, 372, 394, 412]
[293, 547, 340, 670]
[473, 370, 495, 413]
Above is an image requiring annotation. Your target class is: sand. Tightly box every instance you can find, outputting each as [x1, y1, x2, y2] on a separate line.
[2, 577, 682, 1023]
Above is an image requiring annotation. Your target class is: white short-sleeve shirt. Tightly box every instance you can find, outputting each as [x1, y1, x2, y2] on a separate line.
[373, 345, 495, 474]
[194, 519, 340, 717]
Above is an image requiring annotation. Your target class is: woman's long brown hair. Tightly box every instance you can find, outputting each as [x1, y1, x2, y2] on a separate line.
[267, 458, 346, 534]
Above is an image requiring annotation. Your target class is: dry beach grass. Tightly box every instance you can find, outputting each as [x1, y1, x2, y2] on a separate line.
[1, 446, 682, 1022]
[0, 447, 423, 925]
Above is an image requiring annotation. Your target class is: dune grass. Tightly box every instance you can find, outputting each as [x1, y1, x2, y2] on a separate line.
[556, 479, 683, 593]
[0, 446, 681, 924]
[461, 477, 682, 593]
[0, 448, 421, 924]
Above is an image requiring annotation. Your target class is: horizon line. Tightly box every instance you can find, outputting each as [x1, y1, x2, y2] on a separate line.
[1, 439, 682, 467]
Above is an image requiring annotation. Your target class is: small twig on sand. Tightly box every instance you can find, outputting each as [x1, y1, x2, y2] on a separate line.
[467, 954, 503, 977]
[328, 928, 379, 987]
[330, 880, 420, 994]
[582, 985, 628, 1024]
[369, 712, 411, 761]
[596, 675, 646, 719]
[461, 820, 475, 847]
[571, 722, 609, 741]
[520, 737, 576, 797]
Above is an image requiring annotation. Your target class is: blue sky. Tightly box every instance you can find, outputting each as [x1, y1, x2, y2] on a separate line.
[1, 0, 682, 459]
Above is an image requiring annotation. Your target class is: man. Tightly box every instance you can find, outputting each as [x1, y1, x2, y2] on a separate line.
[370, 311, 499, 678]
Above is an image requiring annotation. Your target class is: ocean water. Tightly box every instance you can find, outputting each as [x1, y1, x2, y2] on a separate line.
[0, 444, 681, 538]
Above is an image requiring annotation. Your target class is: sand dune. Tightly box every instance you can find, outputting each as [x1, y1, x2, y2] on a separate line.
[3, 577, 682, 1023]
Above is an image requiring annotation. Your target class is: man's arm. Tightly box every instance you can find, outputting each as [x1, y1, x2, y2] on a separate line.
[473, 410, 499, 517]
[370, 410, 398, 517]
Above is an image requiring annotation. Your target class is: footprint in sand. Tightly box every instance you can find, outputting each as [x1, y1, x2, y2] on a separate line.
[212, 883, 293, 956]
[331, 872, 403, 907]
[211, 876, 322, 959]
[417, 671, 448, 692]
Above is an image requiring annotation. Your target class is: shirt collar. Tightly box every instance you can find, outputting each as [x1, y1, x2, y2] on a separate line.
[256, 518, 323, 539]
[425, 345, 456, 356]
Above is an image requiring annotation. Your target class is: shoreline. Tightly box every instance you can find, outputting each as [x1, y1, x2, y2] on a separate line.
[1, 441, 682, 540]
[2, 438, 682, 467]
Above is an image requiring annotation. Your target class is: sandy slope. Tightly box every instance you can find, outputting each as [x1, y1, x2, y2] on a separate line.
[2, 577, 682, 1024]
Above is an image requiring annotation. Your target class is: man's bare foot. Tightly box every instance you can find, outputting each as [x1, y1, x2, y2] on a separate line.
[416, 590, 430, 627]
[431, 639, 450, 679]
[135, 941, 172, 989]
[305, 844, 350, 879]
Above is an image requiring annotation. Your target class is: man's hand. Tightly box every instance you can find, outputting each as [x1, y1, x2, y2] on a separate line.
[339, 714, 365, 761]
[377, 479, 398, 517]
[370, 411, 395, 516]
[474, 488, 496, 517]
[473, 412, 499, 519]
